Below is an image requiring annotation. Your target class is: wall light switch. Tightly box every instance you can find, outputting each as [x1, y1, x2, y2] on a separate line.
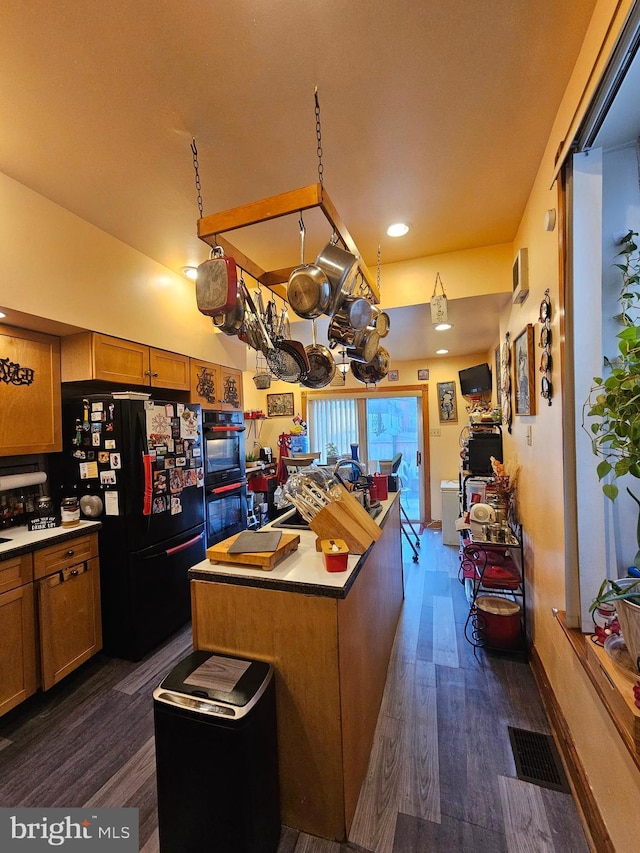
[526, 425, 532, 446]
[429, 428, 441, 437]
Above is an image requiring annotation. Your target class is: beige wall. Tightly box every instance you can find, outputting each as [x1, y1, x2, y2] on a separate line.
[500, 1, 640, 849]
[0, 172, 247, 370]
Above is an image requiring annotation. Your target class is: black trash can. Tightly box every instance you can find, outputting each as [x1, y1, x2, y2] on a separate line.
[153, 650, 280, 853]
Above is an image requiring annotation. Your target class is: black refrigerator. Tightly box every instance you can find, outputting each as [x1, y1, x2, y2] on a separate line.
[53, 394, 206, 661]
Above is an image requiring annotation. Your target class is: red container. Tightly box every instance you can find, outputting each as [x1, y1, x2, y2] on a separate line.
[248, 475, 273, 492]
[475, 596, 521, 649]
[324, 553, 349, 572]
[372, 474, 388, 500]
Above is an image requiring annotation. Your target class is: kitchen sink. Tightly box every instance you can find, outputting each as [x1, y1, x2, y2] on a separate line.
[272, 502, 382, 530]
[0, 536, 12, 544]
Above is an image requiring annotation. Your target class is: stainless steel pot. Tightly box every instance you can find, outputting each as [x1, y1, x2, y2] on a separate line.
[350, 346, 390, 385]
[315, 240, 359, 315]
[212, 288, 245, 336]
[346, 326, 380, 363]
[370, 306, 391, 338]
[327, 295, 373, 348]
[287, 228, 332, 319]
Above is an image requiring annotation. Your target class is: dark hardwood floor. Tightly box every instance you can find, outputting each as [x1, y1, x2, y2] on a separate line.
[0, 528, 589, 852]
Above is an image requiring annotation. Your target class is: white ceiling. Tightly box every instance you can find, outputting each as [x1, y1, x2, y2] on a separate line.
[0, 0, 598, 359]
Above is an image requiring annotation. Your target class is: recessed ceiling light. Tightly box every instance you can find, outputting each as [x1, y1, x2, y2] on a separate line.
[386, 223, 409, 237]
[182, 266, 198, 281]
[434, 323, 452, 331]
[436, 348, 449, 355]
[0, 311, 5, 319]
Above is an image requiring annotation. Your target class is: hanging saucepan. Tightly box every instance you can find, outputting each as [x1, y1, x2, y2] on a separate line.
[327, 295, 373, 348]
[287, 226, 332, 320]
[240, 286, 309, 383]
[212, 286, 245, 336]
[350, 346, 390, 385]
[302, 320, 336, 389]
[196, 245, 238, 316]
[369, 305, 391, 338]
[346, 326, 380, 364]
[315, 240, 359, 315]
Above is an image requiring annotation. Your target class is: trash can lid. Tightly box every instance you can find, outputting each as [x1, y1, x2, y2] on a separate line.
[155, 651, 272, 717]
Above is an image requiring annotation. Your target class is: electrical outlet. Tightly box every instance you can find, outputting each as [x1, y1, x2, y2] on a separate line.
[429, 428, 441, 437]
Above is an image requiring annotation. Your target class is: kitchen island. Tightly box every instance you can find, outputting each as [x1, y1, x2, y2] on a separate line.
[189, 492, 403, 841]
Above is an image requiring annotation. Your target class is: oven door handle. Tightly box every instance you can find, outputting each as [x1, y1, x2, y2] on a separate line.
[210, 482, 245, 495]
[205, 425, 246, 433]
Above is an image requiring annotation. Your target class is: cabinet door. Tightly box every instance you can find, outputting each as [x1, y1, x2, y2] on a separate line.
[0, 324, 62, 455]
[189, 358, 221, 408]
[218, 366, 244, 412]
[150, 348, 190, 391]
[37, 557, 102, 690]
[92, 333, 150, 385]
[0, 583, 37, 716]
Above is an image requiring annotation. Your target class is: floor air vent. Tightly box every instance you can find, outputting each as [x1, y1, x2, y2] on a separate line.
[507, 727, 570, 792]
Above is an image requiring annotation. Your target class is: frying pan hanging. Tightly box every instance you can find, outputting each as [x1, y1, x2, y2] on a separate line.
[240, 285, 308, 383]
[288, 225, 331, 319]
[302, 320, 336, 389]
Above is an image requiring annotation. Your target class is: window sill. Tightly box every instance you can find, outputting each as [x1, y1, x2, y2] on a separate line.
[557, 611, 640, 770]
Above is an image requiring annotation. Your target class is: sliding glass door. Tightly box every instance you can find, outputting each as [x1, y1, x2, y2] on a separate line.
[308, 394, 423, 521]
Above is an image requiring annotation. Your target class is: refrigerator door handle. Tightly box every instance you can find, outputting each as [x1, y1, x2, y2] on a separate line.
[163, 531, 205, 558]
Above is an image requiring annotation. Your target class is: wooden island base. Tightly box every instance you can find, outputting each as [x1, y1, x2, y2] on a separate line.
[190, 496, 403, 841]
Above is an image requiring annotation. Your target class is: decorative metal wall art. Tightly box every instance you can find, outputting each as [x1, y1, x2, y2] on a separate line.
[0, 357, 35, 385]
[501, 332, 512, 433]
[539, 289, 552, 406]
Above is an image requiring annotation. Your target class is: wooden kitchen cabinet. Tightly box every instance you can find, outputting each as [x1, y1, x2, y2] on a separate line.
[0, 324, 62, 456]
[218, 365, 243, 411]
[37, 556, 102, 690]
[189, 358, 221, 409]
[0, 553, 36, 716]
[61, 332, 190, 391]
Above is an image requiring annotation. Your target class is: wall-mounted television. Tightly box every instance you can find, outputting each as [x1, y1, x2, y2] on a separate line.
[458, 362, 492, 396]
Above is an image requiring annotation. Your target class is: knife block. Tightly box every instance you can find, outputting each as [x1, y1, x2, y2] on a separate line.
[309, 487, 382, 554]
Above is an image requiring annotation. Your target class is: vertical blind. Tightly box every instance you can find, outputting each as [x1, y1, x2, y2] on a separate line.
[308, 397, 358, 460]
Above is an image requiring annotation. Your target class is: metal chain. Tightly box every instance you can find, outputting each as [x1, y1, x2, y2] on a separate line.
[190, 137, 204, 219]
[314, 88, 324, 185]
[377, 244, 381, 294]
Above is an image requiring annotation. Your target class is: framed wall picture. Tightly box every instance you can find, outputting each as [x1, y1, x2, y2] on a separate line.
[418, 368, 429, 381]
[513, 324, 536, 415]
[437, 380, 457, 423]
[388, 369, 399, 382]
[495, 344, 502, 407]
[266, 392, 295, 417]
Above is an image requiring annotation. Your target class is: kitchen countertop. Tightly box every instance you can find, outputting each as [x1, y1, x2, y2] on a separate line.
[189, 491, 400, 598]
[0, 520, 102, 560]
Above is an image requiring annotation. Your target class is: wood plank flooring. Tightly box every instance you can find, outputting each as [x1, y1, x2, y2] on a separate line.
[0, 529, 589, 852]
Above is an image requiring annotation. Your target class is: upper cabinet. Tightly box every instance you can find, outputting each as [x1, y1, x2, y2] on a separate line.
[0, 324, 62, 455]
[189, 358, 221, 409]
[189, 359, 243, 412]
[61, 332, 190, 391]
[218, 365, 244, 412]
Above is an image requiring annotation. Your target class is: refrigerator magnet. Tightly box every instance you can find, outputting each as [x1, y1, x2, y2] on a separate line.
[164, 457, 175, 469]
[183, 469, 196, 487]
[92, 401, 103, 412]
[175, 456, 187, 467]
[105, 491, 119, 516]
[73, 450, 86, 460]
[92, 433, 100, 447]
[98, 451, 109, 463]
[180, 408, 198, 440]
[110, 453, 121, 469]
[91, 422, 102, 432]
[192, 446, 201, 458]
[91, 411, 103, 422]
[164, 404, 174, 418]
[153, 471, 168, 494]
[153, 495, 168, 514]
[196, 467, 204, 485]
[105, 439, 116, 450]
[100, 470, 117, 485]
[169, 469, 184, 493]
[176, 404, 184, 416]
[170, 496, 182, 515]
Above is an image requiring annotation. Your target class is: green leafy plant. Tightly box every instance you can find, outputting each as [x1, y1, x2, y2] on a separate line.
[326, 441, 338, 457]
[584, 230, 640, 500]
[589, 576, 640, 614]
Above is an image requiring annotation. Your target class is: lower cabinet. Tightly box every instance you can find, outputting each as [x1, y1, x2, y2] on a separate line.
[0, 582, 37, 716]
[0, 531, 102, 716]
[37, 556, 102, 690]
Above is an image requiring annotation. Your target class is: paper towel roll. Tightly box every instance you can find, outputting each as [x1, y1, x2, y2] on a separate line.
[0, 471, 47, 492]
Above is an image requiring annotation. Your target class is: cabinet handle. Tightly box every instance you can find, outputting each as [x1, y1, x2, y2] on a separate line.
[144, 369, 152, 376]
[66, 549, 75, 557]
[152, 372, 159, 378]
[70, 569, 79, 577]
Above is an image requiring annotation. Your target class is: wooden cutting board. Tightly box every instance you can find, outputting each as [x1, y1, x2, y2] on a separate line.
[206, 532, 300, 571]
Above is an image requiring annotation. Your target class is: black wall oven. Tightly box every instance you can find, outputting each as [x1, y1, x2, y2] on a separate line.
[202, 411, 247, 545]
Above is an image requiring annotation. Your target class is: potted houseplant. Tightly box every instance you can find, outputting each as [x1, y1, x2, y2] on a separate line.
[590, 577, 640, 673]
[326, 442, 339, 467]
[584, 230, 640, 501]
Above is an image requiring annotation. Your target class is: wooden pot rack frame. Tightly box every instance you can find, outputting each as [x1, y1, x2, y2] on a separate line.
[197, 182, 379, 304]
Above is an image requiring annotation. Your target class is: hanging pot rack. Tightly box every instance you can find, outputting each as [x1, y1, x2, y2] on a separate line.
[196, 182, 380, 304]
